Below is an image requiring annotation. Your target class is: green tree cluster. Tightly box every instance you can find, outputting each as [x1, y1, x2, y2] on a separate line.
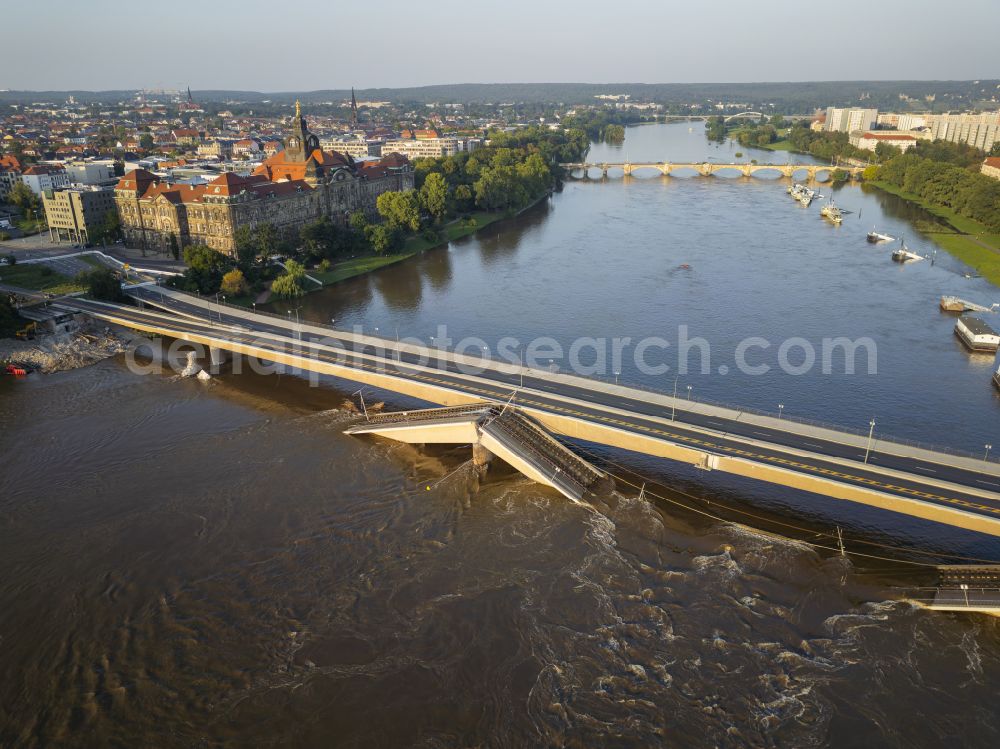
[561, 109, 642, 142]
[76, 267, 123, 302]
[177, 244, 231, 294]
[909, 139, 984, 168]
[874, 154, 1000, 232]
[270, 259, 307, 299]
[403, 126, 575, 223]
[376, 191, 421, 232]
[704, 116, 727, 142]
[233, 222, 281, 270]
[298, 216, 361, 263]
[220, 268, 248, 296]
[602, 124, 625, 144]
[7, 182, 39, 213]
[419, 172, 449, 223]
[88, 209, 121, 247]
[735, 124, 778, 148]
[781, 123, 870, 162]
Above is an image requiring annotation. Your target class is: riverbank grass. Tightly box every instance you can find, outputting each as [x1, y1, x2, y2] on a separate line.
[311, 253, 416, 285]
[868, 180, 1000, 286]
[760, 139, 796, 152]
[243, 205, 538, 309]
[310, 211, 507, 286]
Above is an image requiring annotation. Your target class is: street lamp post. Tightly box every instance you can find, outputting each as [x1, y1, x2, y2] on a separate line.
[864, 418, 876, 464]
[986, 444, 993, 462]
[778, 403, 784, 420]
[614, 370, 620, 385]
[686, 385, 692, 401]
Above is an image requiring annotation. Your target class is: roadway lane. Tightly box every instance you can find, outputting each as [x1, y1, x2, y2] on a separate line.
[129, 288, 1000, 495]
[69, 297, 1000, 525]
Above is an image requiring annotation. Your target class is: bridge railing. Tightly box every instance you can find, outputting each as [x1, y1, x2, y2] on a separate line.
[549, 369, 996, 465]
[363, 403, 493, 424]
[139, 289, 992, 465]
[138, 288, 305, 327]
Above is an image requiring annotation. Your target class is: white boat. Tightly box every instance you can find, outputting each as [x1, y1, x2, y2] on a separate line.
[994, 361, 1000, 391]
[867, 227, 895, 243]
[820, 201, 843, 223]
[940, 296, 998, 313]
[954, 316, 1000, 353]
[891, 239, 923, 263]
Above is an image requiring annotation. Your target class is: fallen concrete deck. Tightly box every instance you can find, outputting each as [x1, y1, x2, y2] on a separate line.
[344, 403, 609, 502]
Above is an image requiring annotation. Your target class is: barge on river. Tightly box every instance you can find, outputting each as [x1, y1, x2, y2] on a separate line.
[955, 315, 1000, 353]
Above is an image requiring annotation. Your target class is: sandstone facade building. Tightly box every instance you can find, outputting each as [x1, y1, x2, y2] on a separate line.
[114, 103, 414, 255]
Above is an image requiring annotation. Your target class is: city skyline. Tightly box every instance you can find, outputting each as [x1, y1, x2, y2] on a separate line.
[3, 0, 998, 91]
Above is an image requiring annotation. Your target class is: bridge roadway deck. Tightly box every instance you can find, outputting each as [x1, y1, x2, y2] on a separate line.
[64, 290, 1000, 536]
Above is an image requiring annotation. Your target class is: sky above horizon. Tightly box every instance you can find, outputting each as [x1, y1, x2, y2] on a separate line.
[3, 0, 998, 91]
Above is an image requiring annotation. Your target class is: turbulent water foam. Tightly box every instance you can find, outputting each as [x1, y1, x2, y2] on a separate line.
[2, 362, 1000, 747]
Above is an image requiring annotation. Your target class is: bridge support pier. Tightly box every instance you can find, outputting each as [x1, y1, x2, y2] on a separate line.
[208, 346, 226, 369]
[472, 442, 494, 473]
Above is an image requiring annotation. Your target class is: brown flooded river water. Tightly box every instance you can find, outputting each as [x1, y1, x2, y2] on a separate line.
[1, 123, 999, 747]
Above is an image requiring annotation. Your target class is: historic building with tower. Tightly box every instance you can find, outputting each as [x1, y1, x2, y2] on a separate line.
[113, 102, 413, 255]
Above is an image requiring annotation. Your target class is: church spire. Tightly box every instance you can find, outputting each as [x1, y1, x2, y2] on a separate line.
[295, 99, 301, 119]
[350, 87, 358, 126]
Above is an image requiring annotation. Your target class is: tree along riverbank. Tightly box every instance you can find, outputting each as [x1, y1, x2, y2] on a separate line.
[173, 125, 587, 306]
[246, 195, 552, 308]
[866, 180, 1000, 286]
[709, 118, 1000, 286]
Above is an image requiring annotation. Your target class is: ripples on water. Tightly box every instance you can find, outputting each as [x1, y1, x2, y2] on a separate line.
[2, 362, 999, 748]
[3, 122, 1000, 746]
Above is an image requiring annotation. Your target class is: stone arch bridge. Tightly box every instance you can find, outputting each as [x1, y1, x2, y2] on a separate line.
[561, 162, 865, 181]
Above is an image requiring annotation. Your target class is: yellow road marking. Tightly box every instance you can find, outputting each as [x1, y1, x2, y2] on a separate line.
[99, 306, 1000, 517]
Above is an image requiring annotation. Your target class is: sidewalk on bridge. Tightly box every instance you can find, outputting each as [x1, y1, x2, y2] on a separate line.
[136, 287, 1000, 478]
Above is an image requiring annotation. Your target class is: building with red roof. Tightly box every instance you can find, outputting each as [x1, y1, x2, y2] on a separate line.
[0, 154, 24, 200]
[849, 130, 920, 153]
[114, 103, 413, 255]
[982, 157, 1000, 180]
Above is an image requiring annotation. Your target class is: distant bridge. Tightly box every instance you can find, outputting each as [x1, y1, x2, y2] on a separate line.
[561, 162, 865, 181]
[724, 111, 765, 123]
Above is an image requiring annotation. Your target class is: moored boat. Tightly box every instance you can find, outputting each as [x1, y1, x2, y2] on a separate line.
[867, 227, 895, 243]
[954, 315, 1000, 353]
[891, 238, 923, 263]
[820, 201, 843, 223]
[940, 296, 998, 313]
[994, 362, 1000, 391]
[941, 296, 967, 312]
